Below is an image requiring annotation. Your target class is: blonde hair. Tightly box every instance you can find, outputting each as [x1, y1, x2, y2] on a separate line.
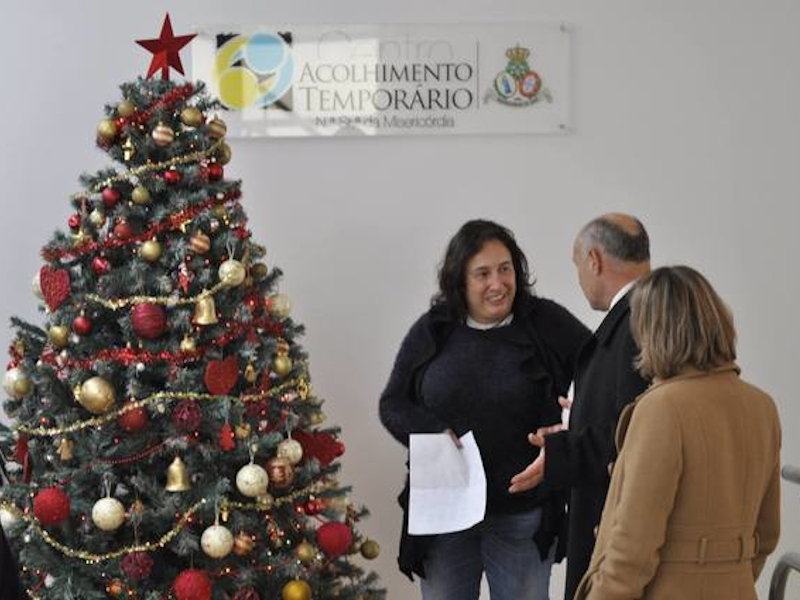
[630, 266, 737, 379]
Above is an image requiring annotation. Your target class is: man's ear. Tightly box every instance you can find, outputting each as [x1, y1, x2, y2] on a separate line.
[588, 247, 603, 275]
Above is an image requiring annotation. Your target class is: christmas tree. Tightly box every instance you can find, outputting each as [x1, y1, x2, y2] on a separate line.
[0, 15, 383, 600]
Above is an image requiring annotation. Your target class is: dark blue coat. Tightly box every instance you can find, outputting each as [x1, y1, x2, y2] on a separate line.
[379, 295, 589, 579]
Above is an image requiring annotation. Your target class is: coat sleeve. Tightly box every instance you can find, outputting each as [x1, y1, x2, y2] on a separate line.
[378, 318, 448, 446]
[753, 416, 781, 580]
[544, 330, 647, 490]
[585, 396, 683, 600]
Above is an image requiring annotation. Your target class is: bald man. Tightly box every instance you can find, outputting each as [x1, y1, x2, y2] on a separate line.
[510, 214, 651, 600]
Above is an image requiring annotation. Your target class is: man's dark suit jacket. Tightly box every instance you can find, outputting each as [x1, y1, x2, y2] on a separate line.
[543, 292, 649, 600]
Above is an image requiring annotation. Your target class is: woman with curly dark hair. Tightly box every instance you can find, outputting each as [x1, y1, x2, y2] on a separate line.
[380, 219, 589, 599]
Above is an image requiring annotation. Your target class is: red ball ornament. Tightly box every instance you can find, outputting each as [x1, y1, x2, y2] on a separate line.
[316, 521, 353, 558]
[131, 303, 167, 339]
[68, 213, 81, 229]
[164, 169, 182, 185]
[114, 116, 128, 131]
[207, 163, 224, 181]
[92, 256, 111, 275]
[172, 399, 203, 432]
[72, 314, 93, 336]
[120, 551, 153, 580]
[114, 220, 133, 239]
[33, 487, 71, 526]
[117, 401, 149, 433]
[173, 569, 212, 600]
[102, 187, 121, 208]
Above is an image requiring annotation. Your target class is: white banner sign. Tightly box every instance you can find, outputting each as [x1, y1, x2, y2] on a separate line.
[191, 23, 570, 137]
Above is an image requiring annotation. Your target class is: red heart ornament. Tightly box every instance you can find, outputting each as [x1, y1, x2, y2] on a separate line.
[39, 266, 71, 310]
[204, 356, 239, 395]
[293, 430, 344, 467]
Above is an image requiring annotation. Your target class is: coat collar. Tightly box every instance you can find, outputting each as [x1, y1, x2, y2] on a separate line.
[595, 291, 632, 346]
[614, 362, 741, 450]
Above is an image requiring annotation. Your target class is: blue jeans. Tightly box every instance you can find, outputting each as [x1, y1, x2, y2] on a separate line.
[420, 507, 554, 600]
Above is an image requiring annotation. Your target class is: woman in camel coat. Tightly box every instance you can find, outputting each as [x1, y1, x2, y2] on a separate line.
[575, 266, 781, 600]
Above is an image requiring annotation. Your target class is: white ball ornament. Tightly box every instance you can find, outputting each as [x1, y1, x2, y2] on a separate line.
[201, 524, 234, 558]
[0, 506, 19, 532]
[32, 272, 43, 299]
[277, 438, 303, 465]
[91, 496, 126, 531]
[4, 367, 32, 400]
[236, 462, 269, 497]
[269, 294, 292, 318]
[218, 259, 246, 287]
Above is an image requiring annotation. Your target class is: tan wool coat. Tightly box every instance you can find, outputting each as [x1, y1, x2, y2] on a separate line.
[575, 364, 781, 600]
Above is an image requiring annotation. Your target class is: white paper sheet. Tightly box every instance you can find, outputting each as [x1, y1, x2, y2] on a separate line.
[408, 431, 486, 535]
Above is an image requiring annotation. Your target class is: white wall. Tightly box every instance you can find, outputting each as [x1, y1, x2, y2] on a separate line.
[2, 2, 799, 598]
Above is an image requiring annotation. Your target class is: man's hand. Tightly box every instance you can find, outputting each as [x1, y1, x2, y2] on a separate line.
[508, 417, 567, 494]
[509, 446, 545, 493]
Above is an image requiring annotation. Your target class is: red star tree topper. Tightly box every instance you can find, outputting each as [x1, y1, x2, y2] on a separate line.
[136, 13, 196, 81]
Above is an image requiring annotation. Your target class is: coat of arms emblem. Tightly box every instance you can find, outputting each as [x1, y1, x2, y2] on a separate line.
[486, 45, 552, 106]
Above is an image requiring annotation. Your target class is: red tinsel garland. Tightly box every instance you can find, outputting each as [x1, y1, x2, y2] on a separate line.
[41, 190, 242, 262]
[128, 84, 196, 126]
[39, 315, 284, 372]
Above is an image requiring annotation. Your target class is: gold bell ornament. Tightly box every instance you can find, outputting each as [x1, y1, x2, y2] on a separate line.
[57, 438, 74, 461]
[165, 456, 191, 492]
[192, 293, 218, 326]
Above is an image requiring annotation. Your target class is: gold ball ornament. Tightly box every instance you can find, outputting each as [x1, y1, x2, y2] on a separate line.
[218, 259, 246, 287]
[189, 232, 211, 254]
[309, 411, 326, 425]
[89, 208, 106, 227]
[1, 506, 20, 532]
[250, 263, 268, 280]
[48, 325, 70, 349]
[117, 99, 135, 117]
[360, 539, 381, 559]
[131, 186, 151, 205]
[151, 123, 175, 147]
[236, 462, 269, 497]
[207, 116, 228, 139]
[233, 531, 255, 556]
[180, 336, 197, 353]
[244, 363, 258, 384]
[140, 240, 162, 263]
[4, 367, 32, 400]
[107, 578, 124, 597]
[296, 541, 316, 565]
[97, 119, 118, 142]
[273, 354, 293, 376]
[266, 457, 295, 490]
[269, 294, 292, 318]
[216, 142, 232, 165]
[282, 580, 312, 600]
[201, 523, 234, 558]
[180, 106, 204, 128]
[91, 496, 126, 531]
[76, 376, 116, 414]
[277, 438, 303, 465]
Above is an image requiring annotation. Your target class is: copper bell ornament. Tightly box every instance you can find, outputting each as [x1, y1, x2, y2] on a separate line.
[165, 456, 191, 492]
[192, 294, 218, 326]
